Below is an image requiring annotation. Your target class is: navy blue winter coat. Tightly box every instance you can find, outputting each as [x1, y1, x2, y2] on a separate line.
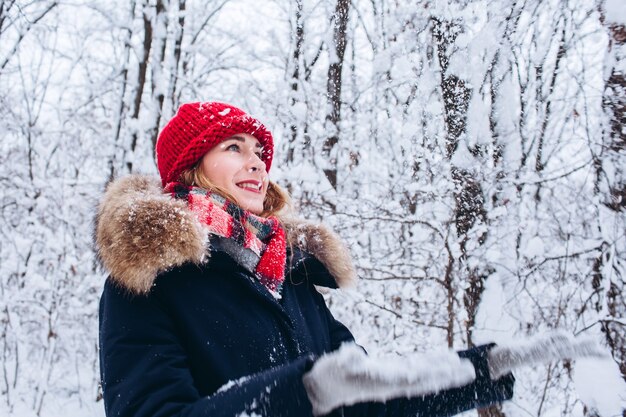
[96, 175, 514, 417]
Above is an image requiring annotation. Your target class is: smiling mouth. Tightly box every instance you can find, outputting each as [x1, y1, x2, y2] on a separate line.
[236, 181, 262, 192]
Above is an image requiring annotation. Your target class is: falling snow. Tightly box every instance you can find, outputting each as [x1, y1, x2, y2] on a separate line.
[1, 0, 625, 416]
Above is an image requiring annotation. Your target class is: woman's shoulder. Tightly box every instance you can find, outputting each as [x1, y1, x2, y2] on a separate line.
[95, 175, 209, 295]
[283, 218, 357, 289]
[94, 174, 358, 296]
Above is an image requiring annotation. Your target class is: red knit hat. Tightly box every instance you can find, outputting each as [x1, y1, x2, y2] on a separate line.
[156, 102, 274, 187]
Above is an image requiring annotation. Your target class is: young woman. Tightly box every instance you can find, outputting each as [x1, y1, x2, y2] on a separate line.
[95, 102, 516, 417]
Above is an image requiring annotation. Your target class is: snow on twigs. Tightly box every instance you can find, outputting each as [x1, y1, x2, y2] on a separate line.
[573, 357, 626, 417]
[2, 0, 626, 415]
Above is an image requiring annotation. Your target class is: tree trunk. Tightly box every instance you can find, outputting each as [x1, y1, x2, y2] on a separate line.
[286, 0, 304, 164]
[323, 0, 350, 190]
[128, 0, 153, 173]
[597, 1, 626, 385]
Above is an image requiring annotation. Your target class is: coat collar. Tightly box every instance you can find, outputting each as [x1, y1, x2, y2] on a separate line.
[95, 175, 357, 295]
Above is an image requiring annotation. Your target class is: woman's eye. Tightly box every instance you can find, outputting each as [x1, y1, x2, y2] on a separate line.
[226, 144, 240, 152]
[255, 151, 263, 159]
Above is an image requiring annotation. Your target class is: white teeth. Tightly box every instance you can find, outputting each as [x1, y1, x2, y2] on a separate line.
[238, 182, 261, 191]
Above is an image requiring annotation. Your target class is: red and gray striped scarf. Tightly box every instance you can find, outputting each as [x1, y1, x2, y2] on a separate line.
[165, 182, 286, 298]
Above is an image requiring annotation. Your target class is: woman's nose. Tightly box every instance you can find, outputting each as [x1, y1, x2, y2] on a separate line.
[247, 153, 266, 173]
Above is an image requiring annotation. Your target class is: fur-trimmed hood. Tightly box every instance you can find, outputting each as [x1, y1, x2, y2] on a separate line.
[95, 175, 357, 295]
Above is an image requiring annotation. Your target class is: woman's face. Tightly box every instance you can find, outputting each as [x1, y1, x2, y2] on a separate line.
[199, 133, 268, 214]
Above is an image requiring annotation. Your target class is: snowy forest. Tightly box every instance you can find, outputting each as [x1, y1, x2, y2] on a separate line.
[1, 0, 625, 416]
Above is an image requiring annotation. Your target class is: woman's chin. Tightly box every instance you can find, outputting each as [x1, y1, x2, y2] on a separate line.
[235, 195, 264, 215]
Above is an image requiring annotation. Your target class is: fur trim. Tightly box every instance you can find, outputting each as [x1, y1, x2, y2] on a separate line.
[95, 175, 357, 294]
[95, 175, 208, 294]
[283, 219, 357, 289]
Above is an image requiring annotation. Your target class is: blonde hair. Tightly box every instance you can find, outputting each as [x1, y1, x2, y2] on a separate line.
[179, 166, 293, 219]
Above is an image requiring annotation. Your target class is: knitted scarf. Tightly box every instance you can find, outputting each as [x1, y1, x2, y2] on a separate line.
[165, 182, 286, 298]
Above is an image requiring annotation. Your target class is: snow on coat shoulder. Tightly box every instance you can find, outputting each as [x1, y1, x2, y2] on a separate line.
[95, 174, 357, 294]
